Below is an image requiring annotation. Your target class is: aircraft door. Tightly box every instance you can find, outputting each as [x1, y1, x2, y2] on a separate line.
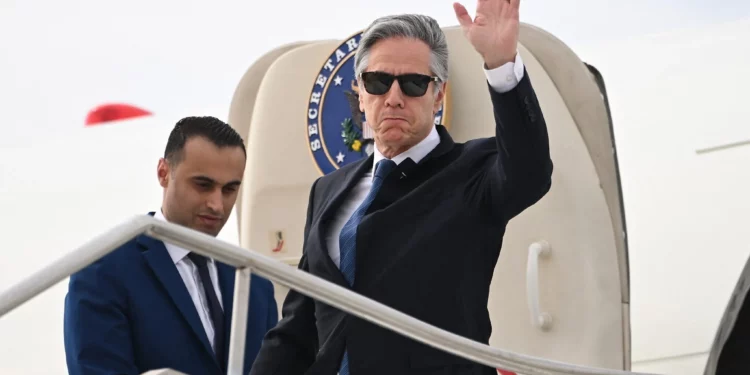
[228, 23, 631, 372]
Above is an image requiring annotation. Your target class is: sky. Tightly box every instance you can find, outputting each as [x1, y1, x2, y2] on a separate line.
[1, 0, 749, 148]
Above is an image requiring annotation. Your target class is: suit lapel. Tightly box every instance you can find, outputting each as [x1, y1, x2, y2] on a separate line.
[305, 131, 455, 290]
[138, 234, 218, 366]
[312, 155, 373, 286]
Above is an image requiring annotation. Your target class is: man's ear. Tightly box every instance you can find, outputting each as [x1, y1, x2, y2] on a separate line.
[433, 81, 447, 114]
[358, 79, 366, 113]
[157, 158, 170, 188]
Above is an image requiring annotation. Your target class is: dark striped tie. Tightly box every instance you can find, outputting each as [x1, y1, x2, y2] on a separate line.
[188, 253, 226, 370]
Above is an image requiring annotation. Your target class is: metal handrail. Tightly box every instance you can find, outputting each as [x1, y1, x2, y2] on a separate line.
[0, 215, 658, 375]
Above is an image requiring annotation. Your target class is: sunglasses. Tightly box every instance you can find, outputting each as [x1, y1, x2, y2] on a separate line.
[359, 71, 440, 97]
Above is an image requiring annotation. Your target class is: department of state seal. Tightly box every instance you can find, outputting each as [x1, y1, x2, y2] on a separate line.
[305, 31, 451, 176]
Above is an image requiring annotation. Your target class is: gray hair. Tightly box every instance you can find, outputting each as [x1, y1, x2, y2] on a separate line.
[354, 14, 449, 85]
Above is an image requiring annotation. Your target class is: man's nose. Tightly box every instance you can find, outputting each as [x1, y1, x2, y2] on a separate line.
[206, 190, 224, 214]
[384, 80, 405, 108]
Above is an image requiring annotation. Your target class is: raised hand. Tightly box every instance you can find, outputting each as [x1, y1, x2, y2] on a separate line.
[453, 0, 520, 69]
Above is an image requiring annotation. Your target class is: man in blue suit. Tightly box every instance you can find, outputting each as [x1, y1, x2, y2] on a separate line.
[64, 116, 278, 375]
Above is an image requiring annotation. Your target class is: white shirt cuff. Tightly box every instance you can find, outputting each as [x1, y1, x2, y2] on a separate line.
[483, 52, 525, 93]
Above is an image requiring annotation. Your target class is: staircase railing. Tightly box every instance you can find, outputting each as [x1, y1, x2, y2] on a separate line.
[0, 215, 658, 375]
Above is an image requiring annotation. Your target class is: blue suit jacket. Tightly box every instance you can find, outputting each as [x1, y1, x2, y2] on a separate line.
[63, 215, 278, 375]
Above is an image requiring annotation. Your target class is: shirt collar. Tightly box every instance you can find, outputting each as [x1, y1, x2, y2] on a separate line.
[154, 209, 191, 265]
[371, 125, 440, 179]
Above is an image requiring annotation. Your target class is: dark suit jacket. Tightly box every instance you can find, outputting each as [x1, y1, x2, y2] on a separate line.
[250, 70, 552, 375]
[63, 213, 279, 375]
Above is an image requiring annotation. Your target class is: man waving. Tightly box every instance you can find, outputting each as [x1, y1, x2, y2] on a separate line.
[251, 1, 552, 374]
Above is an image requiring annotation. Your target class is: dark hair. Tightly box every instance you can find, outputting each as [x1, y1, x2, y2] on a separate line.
[163, 116, 246, 166]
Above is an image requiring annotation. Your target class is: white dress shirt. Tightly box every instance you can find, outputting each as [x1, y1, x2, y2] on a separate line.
[325, 53, 526, 267]
[154, 210, 224, 351]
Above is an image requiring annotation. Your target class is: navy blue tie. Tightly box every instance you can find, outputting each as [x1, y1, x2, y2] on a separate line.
[187, 253, 226, 370]
[338, 159, 396, 375]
